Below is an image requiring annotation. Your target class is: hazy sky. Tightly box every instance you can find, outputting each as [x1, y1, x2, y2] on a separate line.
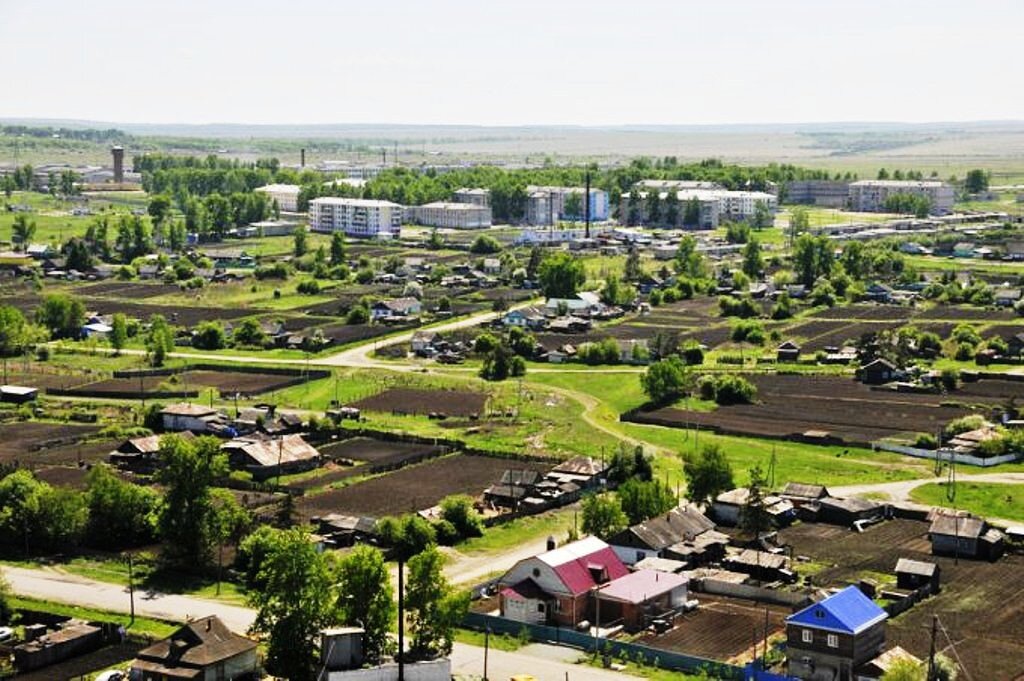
[3, 0, 1022, 126]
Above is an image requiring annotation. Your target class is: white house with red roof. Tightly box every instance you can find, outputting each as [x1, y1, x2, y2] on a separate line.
[498, 536, 629, 627]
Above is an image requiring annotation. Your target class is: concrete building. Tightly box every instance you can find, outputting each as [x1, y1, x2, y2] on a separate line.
[619, 189, 775, 229]
[784, 180, 850, 208]
[309, 197, 403, 239]
[412, 201, 492, 229]
[635, 179, 723, 191]
[453, 187, 491, 207]
[848, 180, 955, 214]
[255, 183, 302, 212]
[526, 185, 609, 224]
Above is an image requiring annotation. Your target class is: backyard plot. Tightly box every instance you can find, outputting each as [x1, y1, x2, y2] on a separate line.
[296, 453, 549, 519]
[0, 422, 100, 463]
[349, 387, 488, 418]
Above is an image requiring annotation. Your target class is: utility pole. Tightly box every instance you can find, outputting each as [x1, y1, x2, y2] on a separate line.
[927, 615, 938, 681]
[398, 559, 405, 681]
[584, 171, 591, 240]
[483, 627, 490, 681]
[126, 552, 136, 625]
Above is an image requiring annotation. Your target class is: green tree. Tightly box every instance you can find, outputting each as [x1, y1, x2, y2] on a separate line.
[624, 248, 642, 282]
[233, 318, 267, 347]
[109, 313, 128, 353]
[156, 435, 230, 568]
[85, 464, 159, 548]
[405, 547, 470, 660]
[563, 192, 583, 220]
[0, 569, 11, 624]
[741, 238, 763, 279]
[147, 194, 172, 225]
[11, 214, 36, 250]
[674, 235, 706, 279]
[683, 444, 734, 506]
[293, 228, 309, 257]
[335, 545, 396, 664]
[788, 206, 810, 245]
[581, 493, 628, 539]
[538, 252, 586, 298]
[192, 320, 226, 350]
[0, 470, 87, 553]
[963, 169, 989, 194]
[0, 305, 46, 357]
[793, 234, 834, 287]
[682, 197, 701, 227]
[752, 201, 772, 230]
[739, 465, 771, 539]
[618, 479, 676, 525]
[36, 293, 85, 340]
[146, 314, 175, 367]
[640, 356, 692, 405]
[469, 234, 501, 254]
[439, 495, 483, 539]
[249, 528, 339, 681]
[330, 232, 347, 266]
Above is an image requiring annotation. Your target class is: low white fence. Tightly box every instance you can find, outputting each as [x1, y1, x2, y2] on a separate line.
[875, 443, 1020, 468]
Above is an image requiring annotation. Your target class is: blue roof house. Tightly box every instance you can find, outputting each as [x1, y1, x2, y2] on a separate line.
[785, 586, 888, 681]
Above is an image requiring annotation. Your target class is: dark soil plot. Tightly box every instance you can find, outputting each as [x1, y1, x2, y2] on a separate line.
[677, 325, 734, 349]
[274, 315, 339, 332]
[319, 323, 409, 346]
[28, 440, 116, 466]
[778, 520, 1024, 680]
[534, 332, 603, 349]
[639, 595, 789, 662]
[0, 422, 100, 463]
[80, 298, 260, 326]
[297, 454, 549, 518]
[916, 306, 1015, 322]
[981, 323, 1024, 339]
[34, 465, 90, 489]
[350, 388, 488, 418]
[799, 321, 903, 352]
[65, 375, 170, 395]
[809, 304, 915, 322]
[176, 370, 303, 395]
[76, 281, 181, 298]
[319, 437, 443, 463]
[2, 370, 95, 391]
[913, 321, 956, 339]
[953, 377, 1024, 402]
[632, 375, 977, 445]
[777, 319, 848, 341]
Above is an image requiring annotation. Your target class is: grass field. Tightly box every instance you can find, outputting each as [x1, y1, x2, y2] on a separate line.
[910, 482, 1024, 524]
[7, 595, 178, 639]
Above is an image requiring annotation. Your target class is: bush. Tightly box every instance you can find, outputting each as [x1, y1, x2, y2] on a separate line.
[346, 305, 369, 325]
[469, 234, 501, 254]
[731, 319, 765, 345]
[577, 337, 621, 365]
[255, 263, 290, 280]
[681, 342, 704, 366]
[914, 433, 938, 449]
[697, 374, 757, 405]
[719, 295, 759, 318]
[296, 279, 321, 295]
[944, 414, 986, 438]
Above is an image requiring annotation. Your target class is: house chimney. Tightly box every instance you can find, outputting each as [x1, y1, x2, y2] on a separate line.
[547, 535, 556, 551]
[206, 618, 212, 631]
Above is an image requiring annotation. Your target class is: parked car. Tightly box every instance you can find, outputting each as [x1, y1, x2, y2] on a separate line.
[0, 626, 13, 643]
[95, 671, 126, 681]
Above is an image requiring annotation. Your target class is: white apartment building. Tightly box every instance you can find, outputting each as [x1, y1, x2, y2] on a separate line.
[309, 197, 404, 239]
[526, 185, 610, 223]
[619, 189, 775, 229]
[849, 180, 954, 214]
[453, 188, 491, 207]
[635, 179, 724, 191]
[716, 191, 778, 222]
[412, 201, 492, 229]
[255, 184, 302, 213]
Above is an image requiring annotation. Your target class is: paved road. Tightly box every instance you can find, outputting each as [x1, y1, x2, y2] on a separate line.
[829, 471, 1024, 504]
[3, 565, 626, 681]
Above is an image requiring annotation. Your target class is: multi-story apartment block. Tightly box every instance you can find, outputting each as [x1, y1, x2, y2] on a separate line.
[526, 186, 609, 224]
[619, 189, 775, 229]
[784, 180, 851, 208]
[848, 180, 954, 214]
[526, 191, 554, 226]
[635, 179, 723, 191]
[453, 188, 491, 207]
[308, 197, 403, 238]
[412, 201, 492, 229]
[255, 184, 302, 213]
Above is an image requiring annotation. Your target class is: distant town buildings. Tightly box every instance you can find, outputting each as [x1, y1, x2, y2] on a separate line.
[453, 187, 491, 207]
[849, 180, 954, 214]
[412, 201, 492, 229]
[309, 197, 403, 238]
[526, 185, 610, 225]
[619, 188, 777, 229]
[255, 183, 302, 212]
[784, 180, 851, 208]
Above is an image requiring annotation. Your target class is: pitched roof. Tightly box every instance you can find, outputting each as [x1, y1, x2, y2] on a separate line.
[781, 482, 828, 500]
[787, 586, 887, 635]
[819, 496, 883, 514]
[222, 434, 320, 468]
[596, 569, 686, 605]
[501, 579, 548, 601]
[161, 403, 219, 417]
[135, 616, 256, 670]
[610, 505, 715, 552]
[929, 513, 985, 539]
[895, 558, 938, 578]
[551, 456, 608, 477]
[536, 536, 629, 596]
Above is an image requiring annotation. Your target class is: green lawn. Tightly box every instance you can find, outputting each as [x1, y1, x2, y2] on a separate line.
[457, 507, 577, 555]
[910, 482, 1024, 523]
[7, 595, 178, 639]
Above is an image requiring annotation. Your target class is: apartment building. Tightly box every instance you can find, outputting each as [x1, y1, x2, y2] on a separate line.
[412, 201, 492, 229]
[308, 197, 403, 238]
[635, 179, 723, 191]
[619, 189, 775, 229]
[718, 191, 778, 222]
[848, 180, 954, 214]
[255, 184, 302, 213]
[453, 187, 491, 207]
[526, 185, 610, 224]
[785, 180, 850, 208]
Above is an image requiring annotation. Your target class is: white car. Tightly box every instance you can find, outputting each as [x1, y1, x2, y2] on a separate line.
[95, 671, 126, 681]
[0, 627, 14, 643]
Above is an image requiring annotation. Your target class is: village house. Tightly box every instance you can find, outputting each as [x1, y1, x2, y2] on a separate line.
[370, 297, 422, 321]
[130, 615, 258, 681]
[110, 432, 195, 470]
[894, 558, 940, 592]
[543, 291, 605, 318]
[160, 403, 226, 433]
[710, 488, 795, 527]
[545, 456, 609, 491]
[315, 513, 379, 548]
[779, 482, 829, 507]
[593, 569, 688, 632]
[994, 287, 1022, 307]
[723, 548, 794, 583]
[854, 646, 924, 681]
[858, 358, 898, 385]
[607, 504, 724, 566]
[483, 469, 544, 509]
[498, 536, 629, 627]
[776, 340, 801, 363]
[816, 496, 886, 527]
[928, 512, 1004, 560]
[502, 307, 547, 331]
[410, 330, 441, 354]
[220, 433, 322, 481]
[863, 283, 894, 303]
[0, 385, 39, 404]
[785, 586, 888, 681]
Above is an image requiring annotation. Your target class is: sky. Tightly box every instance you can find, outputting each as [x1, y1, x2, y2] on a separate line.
[3, 0, 1023, 127]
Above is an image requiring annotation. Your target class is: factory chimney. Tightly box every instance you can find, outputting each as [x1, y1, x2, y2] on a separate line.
[112, 145, 124, 184]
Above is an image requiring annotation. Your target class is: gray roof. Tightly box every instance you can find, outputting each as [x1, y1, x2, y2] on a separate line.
[612, 505, 716, 551]
[819, 496, 883, 514]
[781, 482, 829, 500]
[895, 558, 938, 578]
[929, 514, 985, 539]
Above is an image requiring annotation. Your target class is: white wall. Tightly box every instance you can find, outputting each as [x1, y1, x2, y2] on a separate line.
[327, 659, 450, 681]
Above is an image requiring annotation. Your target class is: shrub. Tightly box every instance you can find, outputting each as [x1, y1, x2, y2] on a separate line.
[697, 374, 756, 405]
[914, 433, 938, 449]
[296, 279, 321, 295]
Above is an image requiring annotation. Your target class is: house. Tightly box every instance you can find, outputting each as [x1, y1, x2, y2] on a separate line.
[710, 488, 795, 527]
[779, 482, 829, 506]
[948, 424, 1001, 455]
[993, 288, 1022, 307]
[482, 258, 502, 275]
[894, 558, 940, 592]
[0, 385, 38, 403]
[824, 346, 859, 364]
[787, 284, 808, 299]
[160, 404, 225, 433]
[315, 513, 378, 548]
[952, 242, 975, 258]
[633, 556, 688, 574]
[25, 243, 55, 259]
[546, 316, 592, 334]
[503, 307, 547, 331]
[81, 321, 113, 339]
[221, 434, 322, 480]
[607, 504, 719, 566]
[410, 331, 440, 354]
[854, 646, 923, 681]
[858, 358, 897, 385]
[544, 292, 605, 318]
[776, 340, 801, 363]
[498, 536, 629, 627]
[545, 456, 609, 490]
[483, 469, 544, 508]
[110, 432, 195, 469]
[785, 586, 888, 681]
[863, 283, 893, 303]
[593, 569, 688, 632]
[928, 513, 1004, 560]
[13, 620, 103, 673]
[1005, 240, 1024, 261]
[130, 615, 258, 681]
[723, 549, 793, 583]
[370, 297, 422, 321]
[1008, 332, 1024, 358]
[817, 496, 885, 526]
[899, 242, 931, 255]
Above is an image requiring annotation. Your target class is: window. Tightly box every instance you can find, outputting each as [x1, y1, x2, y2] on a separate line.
[636, 551, 645, 563]
[537, 603, 545, 613]
[532, 568, 541, 578]
[802, 629, 813, 644]
[827, 634, 839, 648]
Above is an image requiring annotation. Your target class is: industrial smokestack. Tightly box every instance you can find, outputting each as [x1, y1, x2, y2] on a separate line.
[300, 148, 306, 168]
[584, 170, 591, 239]
[112, 145, 124, 184]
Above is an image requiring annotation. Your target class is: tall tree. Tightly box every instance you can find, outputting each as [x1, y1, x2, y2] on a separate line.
[739, 465, 771, 539]
[11, 214, 36, 250]
[330, 232, 347, 266]
[36, 293, 85, 340]
[751, 200, 772, 230]
[404, 547, 470, 661]
[249, 528, 339, 681]
[109, 313, 128, 354]
[335, 545, 396, 664]
[618, 479, 676, 525]
[741, 238, 763, 279]
[85, 464, 159, 548]
[538, 252, 586, 298]
[682, 444, 734, 506]
[294, 228, 309, 257]
[581, 493, 628, 539]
